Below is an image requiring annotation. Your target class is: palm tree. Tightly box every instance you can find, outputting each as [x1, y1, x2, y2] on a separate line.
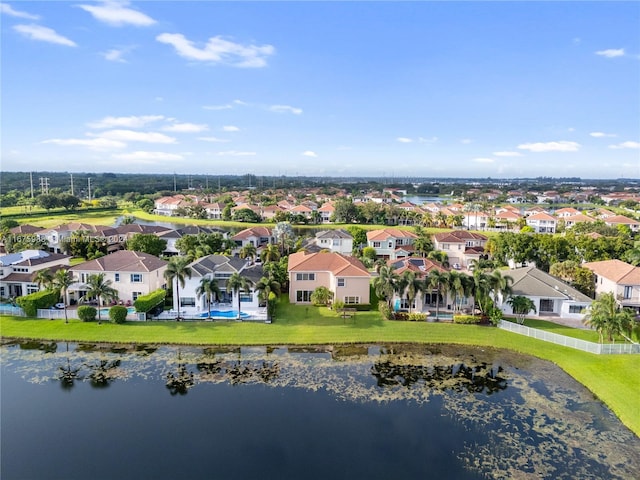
[274, 221, 294, 255]
[470, 269, 491, 316]
[255, 276, 282, 321]
[239, 243, 257, 263]
[34, 269, 54, 291]
[53, 269, 74, 324]
[448, 270, 465, 313]
[426, 270, 449, 320]
[488, 270, 513, 306]
[583, 292, 634, 343]
[83, 273, 118, 324]
[373, 265, 399, 309]
[398, 270, 423, 313]
[506, 295, 537, 324]
[196, 277, 221, 319]
[260, 244, 281, 264]
[226, 272, 254, 320]
[164, 256, 193, 320]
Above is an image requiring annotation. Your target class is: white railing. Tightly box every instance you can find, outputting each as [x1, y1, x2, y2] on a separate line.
[0, 306, 26, 317]
[498, 320, 640, 354]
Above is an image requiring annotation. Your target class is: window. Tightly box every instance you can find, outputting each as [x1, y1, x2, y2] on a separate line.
[180, 297, 196, 307]
[132, 292, 142, 301]
[114, 273, 120, 282]
[569, 305, 584, 314]
[373, 242, 381, 248]
[130, 274, 143, 283]
[337, 278, 345, 287]
[296, 290, 313, 302]
[623, 286, 632, 299]
[344, 296, 360, 304]
[27, 285, 39, 294]
[539, 299, 554, 312]
[296, 273, 315, 281]
[332, 239, 340, 246]
[400, 298, 415, 309]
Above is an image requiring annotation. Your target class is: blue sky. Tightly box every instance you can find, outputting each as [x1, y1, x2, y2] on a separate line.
[2, 1, 639, 178]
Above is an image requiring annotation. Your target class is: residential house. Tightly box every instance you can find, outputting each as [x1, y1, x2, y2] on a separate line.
[0, 250, 71, 298]
[232, 227, 274, 252]
[526, 212, 557, 233]
[36, 223, 121, 254]
[432, 230, 488, 269]
[583, 259, 640, 313]
[318, 203, 335, 223]
[287, 251, 371, 305]
[153, 195, 197, 216]
[496, 266, 592, 320]
[172, 254, 263, 316]
[309, 230, 354, 255]
[203, 202, 225, 220]
[366, 228, 418, 260]
[69, 250, 168, 305]
[562, 214, 595, 229]
[555, 207, 581, 218]
[603, 215, 639, 232]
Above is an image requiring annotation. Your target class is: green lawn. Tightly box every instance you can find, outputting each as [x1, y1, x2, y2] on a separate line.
[2, 301, 638, 437]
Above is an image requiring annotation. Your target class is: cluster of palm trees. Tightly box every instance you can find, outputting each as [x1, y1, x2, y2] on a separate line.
[34, 268, 118, 324]
[373, 263, 514, 319]
[163, 256, 281, 321]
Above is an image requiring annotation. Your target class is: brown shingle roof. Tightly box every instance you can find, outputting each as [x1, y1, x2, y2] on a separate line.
[288, 251, 369, 277]
[70, 250, 167, 273]
[582, 260, 640, 284]
[366, 228, 418, 241]
[433, 230, 488, 243]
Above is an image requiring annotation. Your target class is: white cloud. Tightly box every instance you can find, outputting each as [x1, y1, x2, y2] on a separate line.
[397, 137, 413, 143]
[302, 151, 317, 157]
[595, 48, 625, 58]
[163, 122, 208, 133]
[156, 33, 275, 67]
[88, 115, 164, 129]
[112, 151, 184, 161]
[418, 136, 438, 143]
[102, 47, 134, 63]
[91, 129, 176, 144]
[589, 131, 617, 138]
[217, 150, 256, 156]
[473, 158, 495, 163]
[77, 1, 156, 27]
[42, 137, 126, 150]
[198, 136, 230, 143]
[609, 141, 640, 150]
[222, 125, 240, 132]
[270, 105, 303, 115]
[13, 24, 76, 47]
[1, 3, 40, 20]
[493, 151, 523, 157]
[517, 141, 581, 152]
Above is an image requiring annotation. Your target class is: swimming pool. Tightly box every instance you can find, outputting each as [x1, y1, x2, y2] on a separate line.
[99, 307, 137, 316]
[199, 310, 250, 319]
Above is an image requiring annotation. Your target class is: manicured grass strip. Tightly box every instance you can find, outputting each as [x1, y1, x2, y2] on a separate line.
[508, 318, 608, 343]
[2, 310, 638, 437]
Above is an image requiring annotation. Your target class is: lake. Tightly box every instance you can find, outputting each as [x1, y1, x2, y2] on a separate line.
[1, 341, 638, 479]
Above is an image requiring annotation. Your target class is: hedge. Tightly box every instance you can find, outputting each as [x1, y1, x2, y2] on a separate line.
[77, 306, 97, 322]
[15, 290, 58, 317]
[133, 289, 166, 313]
[109, 305, 128, 324]
[453, 314, 481, 324]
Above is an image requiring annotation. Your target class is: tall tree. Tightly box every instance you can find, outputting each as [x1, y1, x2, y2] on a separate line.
[226, 272, 254, 320]
[398, 270, 423, 313]
[34, 269, 54, 291]
[196, 277, 221, 319]
[255, 276, 282, 321]
[506, 296, 537, 324]
[260, 243, 281, 263]
[53, 269, 74, 324]
[239, 243, 257, 263]
[583, 292, 634, 343]
[126, 234, 167, 257]
[426, 270, 449, 319]
[83, 273, 118, 324]
[164, 256, 193, 320]
[373, 265, 400, 309]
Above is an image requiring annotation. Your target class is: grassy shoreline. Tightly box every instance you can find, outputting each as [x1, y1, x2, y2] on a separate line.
[2, 312, 638, 437]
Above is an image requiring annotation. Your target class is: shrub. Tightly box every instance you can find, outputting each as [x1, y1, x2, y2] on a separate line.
[133, 289, 166, 313]
[408, 313, 427, 321]
[15, 290, 58, 317]
[394, 312, 409, 321]
[453, 314, 481, 324]
[77, 305, 97, 322]
[378, 301, 392, 320]
[109, 305, 128, 324]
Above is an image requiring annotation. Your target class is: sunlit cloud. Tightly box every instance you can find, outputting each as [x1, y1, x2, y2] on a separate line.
[589, 132, 617, 138]
[222, 125, 240, 132]
[460, 139, 473, 144]
[102, 46, 134, 63]
[42, 137, 126, 150]
[13, 24, 76, 47]
[77, 1, 156, 27]
[156, 33, 275, 67]
[1, 3, 40, 20]
[270, 105, 303, 115]
[397, 137, 413, 143]
[595, 48, 625, 58]
[163, 123, 208, 133]
[91, 130, 176, 144]
[88, 115, 164, 129]
[493, 151, 523, 157]
[517, 141, 580, 152]
[302, 151, 317, 157]
[609, 141, 640, 150]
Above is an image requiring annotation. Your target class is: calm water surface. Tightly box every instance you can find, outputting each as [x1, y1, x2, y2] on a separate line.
[1, 341, 638, 480]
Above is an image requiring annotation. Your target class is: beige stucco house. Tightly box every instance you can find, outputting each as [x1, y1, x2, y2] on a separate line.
[583, 259, 640, 313]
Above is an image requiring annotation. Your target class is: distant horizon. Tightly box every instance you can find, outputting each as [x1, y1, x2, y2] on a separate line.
[2, 2, 639, 177]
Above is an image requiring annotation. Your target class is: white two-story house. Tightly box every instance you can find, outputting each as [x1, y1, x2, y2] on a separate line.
[0, 250, 71, 298]
[583, 259, 640, 314]
[366, 228, 418, 260]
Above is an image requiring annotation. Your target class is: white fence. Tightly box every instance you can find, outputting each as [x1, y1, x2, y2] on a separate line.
[499, 320, 640, 355]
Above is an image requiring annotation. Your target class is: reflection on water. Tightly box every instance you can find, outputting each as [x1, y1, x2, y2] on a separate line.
[1, 340, 639, 480]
